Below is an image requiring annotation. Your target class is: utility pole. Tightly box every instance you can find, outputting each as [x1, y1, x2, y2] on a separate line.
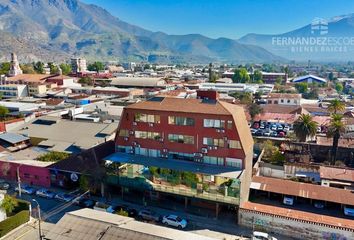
[32, 199, 43, 240]
[17, 166, 21, 197]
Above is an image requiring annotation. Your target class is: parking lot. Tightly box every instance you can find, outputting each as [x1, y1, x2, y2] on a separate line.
[250, 121, 293, 138]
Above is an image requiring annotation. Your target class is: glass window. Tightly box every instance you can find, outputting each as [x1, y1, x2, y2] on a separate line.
[204, 119, 226, 128]
[168, 116, 194, 126]
[229, 140, 241, 149]
[227, 120, 233, 129]
[203, 137, 224, 147]
[226, 158, 242, 168]
[135, 131, 161, 140]
[119, 129, 129, 137]
[168, 134, 194, 144]
[203, 156, 224, 165]
[135, 113, 160, 123]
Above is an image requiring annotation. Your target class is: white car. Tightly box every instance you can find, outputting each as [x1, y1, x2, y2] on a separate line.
[252, 231, 278, 240]
[162, 215, 187, 229]
[36, 188, 55, 199]
[283, 195, 294, 206]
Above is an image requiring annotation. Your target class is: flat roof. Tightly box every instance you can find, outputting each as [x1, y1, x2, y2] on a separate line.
[110, 77, 166, 87]
[0, 132, 29, 144]
[55, 208, 217, 240]
[105, 153, 243, 178]
[0, 101, 44, 111]
[241, 201, 354, 231]
[251, 176, 354, 206]
[11, 117, 117, 150]
[320, 166, 354, 183]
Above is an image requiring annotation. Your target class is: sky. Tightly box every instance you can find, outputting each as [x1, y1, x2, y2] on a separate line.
[83, 0, 354, 39]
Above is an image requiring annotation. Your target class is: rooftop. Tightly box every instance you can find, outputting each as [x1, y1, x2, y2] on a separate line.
[292, 74, 327, 83]
[110, 77, 166, 87]
[0, 132, 29, 144]
[251, 176, 354, 206]
[6, 74, 50, 82]
[267, 93, 302, 99]
[320, 166, 354, 182]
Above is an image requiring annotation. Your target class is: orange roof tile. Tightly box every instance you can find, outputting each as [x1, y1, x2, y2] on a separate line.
[7, 74, 51, 82]
[320, 166, 354, 182]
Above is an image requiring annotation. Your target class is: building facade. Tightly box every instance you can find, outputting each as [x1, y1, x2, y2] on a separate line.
[71, 58, 87, 74]
[106, 94, 254, 216]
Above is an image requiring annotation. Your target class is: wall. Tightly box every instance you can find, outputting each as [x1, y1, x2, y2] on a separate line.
[239, 208, 354, 240]
[258, 162, 284, 178]
[0, 161, 50, 187]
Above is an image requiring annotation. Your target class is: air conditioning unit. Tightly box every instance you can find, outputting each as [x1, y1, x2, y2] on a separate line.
[208, 146, 213, 150]
[216, 129, 221, 133]
[201, 148, 208, 154]
[136, 144, 141, 148]
[149, 123, 154, 127]
[132, 122, 137, 126]
[129, 131, 134, 135]
[159, 138, 164, 142]
[194, 153, 203, 158]
[128, 149, 134, 154]
[132, 141, 137, 146]
[221, 129, 225, 133]
[163, 148, 168, 153]
[214, 146, 218, 150]
[224, 137, 228, 141]
[124, 137, 129, 141]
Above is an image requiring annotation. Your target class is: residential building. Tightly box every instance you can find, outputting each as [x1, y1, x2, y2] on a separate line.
[266, 93, 301, 106]
[110, 77, 168, 89]
[106, 93, 254, 217]
[71, 58, 87, 73]
[27, 83, 47, 96]
[250, 72, 288, 84]
[0, 84, 28, 98]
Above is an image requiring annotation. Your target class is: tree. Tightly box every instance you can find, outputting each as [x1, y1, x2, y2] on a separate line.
[232, 68, 250, 83]
[0, 106, 9, 119]
[59, 63, 72, 75]
[37, 151, 70, 162]
[1, 195, 18, 215]
[239, 92, 253, 105]
[78, 77, 93, 86]
[33, 61, 45, 74]
[253, 70, 263, 83]
[79, 175, 90, 192]
[87, 62, 104, 73]
[49, 63, 60, 74]
[327, 114, 345, 164]
[0, 62, 10, 75]
[335, 83, 343, 93]
[295, 82, 308, 94]
[20, 64, 35, 74]
[248, 103, 263, 121]
[270, 151, 286, 166]
[327, 99, 345, 114]
[293, 114, 318, 142]
[275, 76, 283, 85]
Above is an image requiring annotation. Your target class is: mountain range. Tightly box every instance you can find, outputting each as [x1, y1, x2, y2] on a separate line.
[0, 0, 282, 63]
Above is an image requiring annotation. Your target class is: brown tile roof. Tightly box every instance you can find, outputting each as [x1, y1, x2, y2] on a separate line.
[45, 98, 65, 106]
[253, 112, 297, 124]
[320, 166, 354, 182]
[251, 176, 354, 205]
[241, 201, 354, 230]
[7, 74, 51, 82]
[316, 136, 354, 148]
[261, 104, 307, 114]
[126, 97, 231, 115]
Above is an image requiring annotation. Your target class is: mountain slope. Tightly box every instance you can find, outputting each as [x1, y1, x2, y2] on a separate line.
[239, 14, 354, 61]
[0, 0, 283, 63]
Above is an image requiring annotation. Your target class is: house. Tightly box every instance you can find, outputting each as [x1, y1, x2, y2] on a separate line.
[320, 166, 354, 189]
[266, 93, 301, 106]
[105, 93, 254, 217]
[0, 85, 28, 98]
[292, 74, 327, 84]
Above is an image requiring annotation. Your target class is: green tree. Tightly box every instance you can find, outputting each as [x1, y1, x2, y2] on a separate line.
[20, 64, 35, 74]
[240, 92, 253, 105]
[79, 175, 90, 192]
[116, 209, 129, 217]
[275, 76, 283, 85]
[327, 114, 345, 164]
[295, 82, 308, 94]
[0, 62, 10, 75]
[33, 61, 45, 74]
[37, 151, 70, 162]
[59, 63, 72, 75]
[0, 106, 9, 119]
[293, 114, 318, 142]
[248, 103, 263, 121]
[78, 77, 93, 86]
[49, 63, 60, 75]
[88, 62, 104, 73]
[270, 151, 286, 166]
[262, 140, 279, 160]
[232, 68, 250, 83]
[253, 70, 263, 83]
[328, 99, 345, 114]
[335, 83, 343, 93]
[1, 195, 18, 215]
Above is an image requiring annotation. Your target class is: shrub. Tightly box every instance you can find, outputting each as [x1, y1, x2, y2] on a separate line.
[37, 151, 70, 162]
[116, 209, 128, 217]
[0, 210, 30, 237]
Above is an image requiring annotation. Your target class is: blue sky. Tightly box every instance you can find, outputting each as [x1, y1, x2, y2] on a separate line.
[83, 0, 354, 39]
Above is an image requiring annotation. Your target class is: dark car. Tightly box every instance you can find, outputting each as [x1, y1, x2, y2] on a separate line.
[79, 199, 96, 208]
[255, 130, 264, 136]
[114, 205, 138, 217]
[138, 209, 161, 222]
[0, 181, 10, 190]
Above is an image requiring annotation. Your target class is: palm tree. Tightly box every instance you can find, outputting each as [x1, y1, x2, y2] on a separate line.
[327, 99, 345, 114]
[327, 114, 346, 165]
[293, 114, 318, 142]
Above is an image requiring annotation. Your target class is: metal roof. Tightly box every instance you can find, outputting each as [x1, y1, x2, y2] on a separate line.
[0, 132, 29, 144]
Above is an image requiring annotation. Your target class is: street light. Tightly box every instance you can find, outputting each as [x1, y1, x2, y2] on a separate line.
[32, 199, 43, 240]
[17, 165, 23, 197]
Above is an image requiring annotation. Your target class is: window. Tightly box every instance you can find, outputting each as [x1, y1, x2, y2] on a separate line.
[168, 134, 194, 144]
[24, 173, 30, 178]
[169, 152, 194, 161]
[168, 116, 195, 126]
[229, 140, 241, 149]
[135, 113, 160, 123]
[203, 137, 224, 147]
[118, 129, 129, 137]
[280, 99, 284, 103]
[226, 158, 242, 168]
[135, 131, 161, 140]
[227, 120, 233, 129]
[203, 119, 225, 128]
[287, 99, 291, 103]
[203, 156, 224, 165]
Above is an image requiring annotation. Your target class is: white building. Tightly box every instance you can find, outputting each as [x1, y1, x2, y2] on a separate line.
[266, 93, 302, 106]
[0, 85, 28, 99]
[71, 58, 87, 73]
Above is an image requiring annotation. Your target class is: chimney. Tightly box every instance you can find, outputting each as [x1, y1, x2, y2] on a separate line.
[197, 89, 219, 100]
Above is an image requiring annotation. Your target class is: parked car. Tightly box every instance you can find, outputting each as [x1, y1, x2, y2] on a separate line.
[138, 209, 161, 222]
[79, 199, 96, 208]
[15, 185, 35, 195]
[283, 195, 294, 206]
[36, 188, 55, 199]
[314, 201, 325, 209]
[252, 231, 278, 240]
[250, 129, 257, 135]
[263, 130, 271, 137]
[94, 202, 114, 213]
[55, 193, 75, 202]
[162, 215, 187, 229]
[113, 205, 138, 217]
[277, 131, 286, 137]
[270, 125, 277, 131]
[0, 181, 10, 190]
[255, 130, 264, 136]
[270, 131, 278, 137]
